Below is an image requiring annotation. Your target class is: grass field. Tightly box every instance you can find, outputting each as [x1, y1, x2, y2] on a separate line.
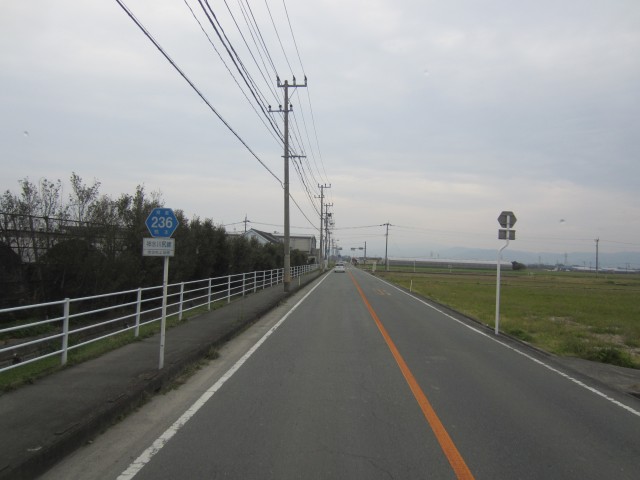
[374, 267, 640, 369]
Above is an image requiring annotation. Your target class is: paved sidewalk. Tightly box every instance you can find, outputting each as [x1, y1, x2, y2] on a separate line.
[0, 272, 322, 480]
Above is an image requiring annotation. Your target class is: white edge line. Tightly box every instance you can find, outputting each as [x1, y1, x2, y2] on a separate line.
[118, 274, 330, 479]
[371, 273, 640, 418]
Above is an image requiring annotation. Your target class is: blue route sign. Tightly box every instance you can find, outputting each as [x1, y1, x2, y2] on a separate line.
[145, 208, 179, 238]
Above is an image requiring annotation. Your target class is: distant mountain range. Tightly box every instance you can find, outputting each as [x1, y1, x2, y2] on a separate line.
[398, 246, 640, 270]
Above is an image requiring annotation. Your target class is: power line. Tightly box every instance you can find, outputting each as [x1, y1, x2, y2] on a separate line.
[196, 1, 280, 138]
[291, 157, 320, 216]
[264, 0, 293, 76]
[114, 0, 282, 186]
[282, 0, 305, 76]
[118, 0, 325, 230]
[250, 220, 317, 231]
[238, 0, 279, 79]
[246, 3, 278, 76]
[291, 106, 321, 187]
[334, 224, 384, 230]
[208, 0, 320, 229]
[289, 192, 318, 231]
[242, 0, 330, 199]
[279, 1, 330, 187]
[182, 0, 283, 146]
[306, 90, 331, 186]
[194, 0, 328, 199]
[223, 0, 280, 103]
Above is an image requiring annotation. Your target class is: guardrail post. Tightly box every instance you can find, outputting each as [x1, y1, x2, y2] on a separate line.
[135, 288, 142, 337]
[242, 273, 246, 297]
[207, 278, 212, 311]
[227, 275, 232, 304]
[254, 271, 257, 293]
[179, 282, 185, 321]
[61, 298, 70, 365]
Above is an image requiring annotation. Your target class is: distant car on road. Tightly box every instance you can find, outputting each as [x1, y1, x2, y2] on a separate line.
[334, 262, 346, 273]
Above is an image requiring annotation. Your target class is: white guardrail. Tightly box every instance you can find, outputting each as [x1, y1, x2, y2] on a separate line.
[0, 264, 318, 373]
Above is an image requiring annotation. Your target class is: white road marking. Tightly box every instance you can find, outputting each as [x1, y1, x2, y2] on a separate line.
[372, 273, 640, 418]
[118, 274, 330, 479]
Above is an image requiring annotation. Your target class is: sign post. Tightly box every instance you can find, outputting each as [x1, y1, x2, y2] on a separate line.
[495, 211, 517, 335]
[144, 208, 179, 369]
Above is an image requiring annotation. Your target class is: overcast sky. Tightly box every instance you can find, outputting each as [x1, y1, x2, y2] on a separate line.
[1, 1, 639, 261]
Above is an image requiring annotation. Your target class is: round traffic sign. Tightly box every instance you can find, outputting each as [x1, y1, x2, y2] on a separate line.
[497, 211, 517, 228]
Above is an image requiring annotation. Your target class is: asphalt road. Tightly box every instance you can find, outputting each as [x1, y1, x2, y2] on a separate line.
[43, 266, 640, 479]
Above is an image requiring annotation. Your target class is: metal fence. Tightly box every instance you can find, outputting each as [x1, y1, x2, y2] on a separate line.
[0, 264, 318, 373]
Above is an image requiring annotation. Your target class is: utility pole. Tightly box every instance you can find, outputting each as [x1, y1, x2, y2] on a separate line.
[382, 222, 391, 271]
[324, 203, 333, 262]
[595, 238, 600, 278]
[317, 183, 330, 270]
[325, 215, 330, 262]
[319, 198, 323, 268]
[364, 241, 367, 265]
[273, 76, 307, 292]
[243, 214, 250, 234]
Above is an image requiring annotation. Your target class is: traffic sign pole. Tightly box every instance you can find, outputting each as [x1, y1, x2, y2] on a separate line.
[144, 208, 179, 369]
[495, 240, 508, 335]
[495, 211, 516, 335]
[159, 255, 169, 369]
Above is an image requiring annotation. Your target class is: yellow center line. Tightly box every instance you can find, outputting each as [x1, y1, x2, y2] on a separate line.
[349, 272, 475, 480]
